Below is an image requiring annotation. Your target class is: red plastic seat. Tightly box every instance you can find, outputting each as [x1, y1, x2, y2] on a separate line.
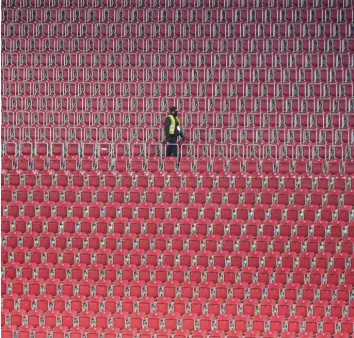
[121, 202, 136, 219]
[3, 294, 18, 311]
[196, 157, 211, 173]
[145, 157, 161, 173]
[211, 157, 226, 173]
[18, 325, 35, 338]
[146, 313, 162, 330]
[229, 158, 243, 173]
[325, 301, 342, 321]
[2, 185, 16, 202]
[161, 186, 176, 204]
[4, 262, 20, 278]
[54, 201, 69, 218]
[23, 201, 39, 218]
[260, 299, 275, 317]
[319, 317, 338, 335]
[163, 156, 178, 172]
[324, 237, 339, 254]
[250, 314, 265, 333]
[337, 284, 353, 302]
[111, 187, 127, 204]
[278, 300, 293, 317]
[249, 282, 264, 300]
[287, 315, 302, 333]
[268, 315, 285, 333]
[274, 267, 290, 285]
[44, 186, 62, 204]
[341, 317, 354, 335]
[120, 171, 135, 189]
[27, 278, 43, 296]
[219, 203, 235, 220]
[278, 158, 292, 174]
[234, 314, 250, 332]
[311, 158, 325, 174]
[143, 187, 159, 204]
[185, 172, 201, 189]
[115, 156, 129, 172]
[137, 203, 152, 220]
[10, 309, 25, 326]
[180, 157, 194, 173]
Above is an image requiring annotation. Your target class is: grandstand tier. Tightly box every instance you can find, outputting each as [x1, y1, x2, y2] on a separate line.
[1, 0, 354, 337]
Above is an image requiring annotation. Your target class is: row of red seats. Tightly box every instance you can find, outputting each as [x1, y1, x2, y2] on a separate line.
[2, 136, 354, 156]
[3, 184, 354, 209]
[3, 125, 354, 146]
[0, 205, 347, 241]
[3, 21, 354, 38]
[3, 69, 354, 88]
[1, 325, 353, 338]
[2, 241, 354, 269]
[1, 0, 352, 9]
[2, 221, 354, 249]
[2, 80, 353, 99]
[0, 29, 345, 47]
[2, 212, 354, 236]
[14, 12, 353, 26]
[2, 257, 354, 286]
[1, 193, 352, 224]
[6, 155, 353, 175]
[2, 171, 354, 199]
[2, 198, 353, 223]
[2, 139, 354, 162]
[3, 154, 350, 173]
[2, 7, 354, 24]
[3, 168, 353, 188]
[4, 133, 351, 150]
[0, 25, 352, 44]
[3, 226, 354, 256]
[3, 36, 354, 56]
[1, 90, 353, 112]
[2, 308, 354, 334]
[3, 34, 354, 57]
[3, 292, 354, 318]
[2, 63, 354, 84]
[3, 225, 354, 250]
[3, 225, 354, 252]
[1, 78, 354, 101]
[3, 117, 352, 135]
[2, 145, 353, 167]
[4, 240, 351, 270]
[3, 236, 354, 265]
[2, 23, 354, 40]
[2, 37, 354, 56]
[2, 110, 352, 130]
[1, 107, 350, 123]
[2, 269, 354, 299]
[2, 112, 351, 130]
[1, 97, 353, 119]
[3, 125, 353, 142]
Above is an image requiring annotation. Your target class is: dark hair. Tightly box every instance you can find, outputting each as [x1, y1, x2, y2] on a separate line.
[169, 106, 177, 113]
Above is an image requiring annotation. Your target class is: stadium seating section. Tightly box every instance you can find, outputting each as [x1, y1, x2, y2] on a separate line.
[1, 0, 354, 337]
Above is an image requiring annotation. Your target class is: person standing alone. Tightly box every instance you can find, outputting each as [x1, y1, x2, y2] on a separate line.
[164, 106, 184, 157]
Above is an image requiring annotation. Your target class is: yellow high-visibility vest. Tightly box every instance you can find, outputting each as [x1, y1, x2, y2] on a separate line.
[168, 115, 180, 135]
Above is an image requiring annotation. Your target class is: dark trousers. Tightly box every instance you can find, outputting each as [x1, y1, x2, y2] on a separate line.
[166, 143, 178, 157]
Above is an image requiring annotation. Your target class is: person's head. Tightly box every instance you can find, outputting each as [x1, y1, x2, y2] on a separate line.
[169, 106, 178, 117]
